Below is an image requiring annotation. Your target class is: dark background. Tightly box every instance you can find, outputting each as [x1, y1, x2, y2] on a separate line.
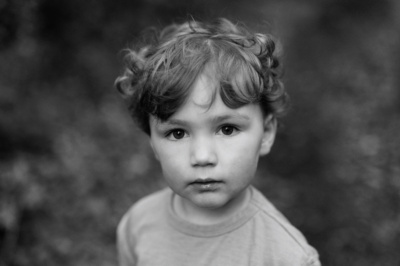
[1, 0, 399, 265]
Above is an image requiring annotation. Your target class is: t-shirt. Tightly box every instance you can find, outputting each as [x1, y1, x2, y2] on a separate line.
[117, 186, 320, 266]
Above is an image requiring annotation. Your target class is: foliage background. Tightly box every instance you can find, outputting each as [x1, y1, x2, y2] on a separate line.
[1, 0, 399, 265]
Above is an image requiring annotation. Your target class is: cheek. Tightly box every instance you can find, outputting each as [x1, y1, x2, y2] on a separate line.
[229, 132, 263, 157]
[158, 153, 179, 171]
[154, 143, 187, 175]
[157, 156, 184, 188]
[222, 137, 261, 173]
[228, 152, 259, 174]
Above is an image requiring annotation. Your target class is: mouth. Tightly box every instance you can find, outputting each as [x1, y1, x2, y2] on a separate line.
[191, 178, 222, 184]
[189, 178, 223, 191]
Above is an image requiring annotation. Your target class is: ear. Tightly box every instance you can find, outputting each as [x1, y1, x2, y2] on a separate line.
[149, 137, 159, 161]
[259, 114, 277, 156]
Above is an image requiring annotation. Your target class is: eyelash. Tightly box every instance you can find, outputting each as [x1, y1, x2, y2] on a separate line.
[165, 129, 187, 140]
[165, 124, 240, 140]
[218, 124, 239, 135]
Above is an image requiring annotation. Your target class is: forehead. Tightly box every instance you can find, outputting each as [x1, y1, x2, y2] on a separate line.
[188, 72, 217, 108]
[156, 73, 262, 125]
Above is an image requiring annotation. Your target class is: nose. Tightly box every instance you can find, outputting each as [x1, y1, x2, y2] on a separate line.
[190, 136, 217, 167]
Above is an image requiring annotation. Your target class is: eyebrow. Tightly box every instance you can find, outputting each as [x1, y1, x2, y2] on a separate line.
[211, 114, 251, 123]
[159, 113, 251, 127]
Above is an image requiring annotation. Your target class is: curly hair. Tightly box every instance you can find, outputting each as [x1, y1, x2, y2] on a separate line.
[115, 18, 289, 135]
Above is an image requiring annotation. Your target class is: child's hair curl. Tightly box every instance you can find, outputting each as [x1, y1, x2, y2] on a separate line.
[115, 18, 289, 135]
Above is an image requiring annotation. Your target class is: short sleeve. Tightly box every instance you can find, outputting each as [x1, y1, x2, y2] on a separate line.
[117, 213, 137, 266]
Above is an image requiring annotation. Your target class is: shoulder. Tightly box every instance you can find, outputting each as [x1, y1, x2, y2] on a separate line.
[118, 187, 171, 234]
[250, 187, 320, 265]
[116, 188, 171, 266]
[128, 187, 171, 215]
[250, 186, 307, 247]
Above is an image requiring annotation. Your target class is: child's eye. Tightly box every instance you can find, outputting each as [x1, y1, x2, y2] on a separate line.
[166, 129, 187, 140]
[219, 125, 238, 136]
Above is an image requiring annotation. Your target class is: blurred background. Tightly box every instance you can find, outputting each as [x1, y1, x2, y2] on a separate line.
[1, 0, 399, 265]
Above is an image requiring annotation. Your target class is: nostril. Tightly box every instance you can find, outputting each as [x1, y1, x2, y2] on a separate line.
[192, 161, 216, 167]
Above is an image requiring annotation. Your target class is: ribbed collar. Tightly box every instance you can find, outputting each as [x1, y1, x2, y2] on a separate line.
[166, 186, 259, 238]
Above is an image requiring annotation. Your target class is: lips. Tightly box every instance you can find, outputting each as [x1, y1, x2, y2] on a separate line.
[190, 178, 223, 191]
[192, 178, 220, 184]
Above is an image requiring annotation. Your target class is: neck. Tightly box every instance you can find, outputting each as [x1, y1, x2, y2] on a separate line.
[173, 187, 251, 225]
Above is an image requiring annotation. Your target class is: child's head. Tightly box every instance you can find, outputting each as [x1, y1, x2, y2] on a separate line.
[115, 18, 289, 217]
[115, 18, 288, 135]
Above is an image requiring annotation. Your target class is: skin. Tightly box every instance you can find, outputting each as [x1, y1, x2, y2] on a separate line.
[149, 73, 277, 225]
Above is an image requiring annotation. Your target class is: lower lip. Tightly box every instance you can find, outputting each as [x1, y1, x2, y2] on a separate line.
[190, 181, 222, 192]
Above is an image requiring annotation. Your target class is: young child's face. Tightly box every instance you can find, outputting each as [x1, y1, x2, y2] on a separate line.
[149, 73, 276, 213]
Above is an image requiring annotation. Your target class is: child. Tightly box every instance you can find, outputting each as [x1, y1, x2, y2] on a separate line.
[115, 18, 320, 266]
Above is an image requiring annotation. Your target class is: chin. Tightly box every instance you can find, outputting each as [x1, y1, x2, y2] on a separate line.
[191, 194, 230, 210]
